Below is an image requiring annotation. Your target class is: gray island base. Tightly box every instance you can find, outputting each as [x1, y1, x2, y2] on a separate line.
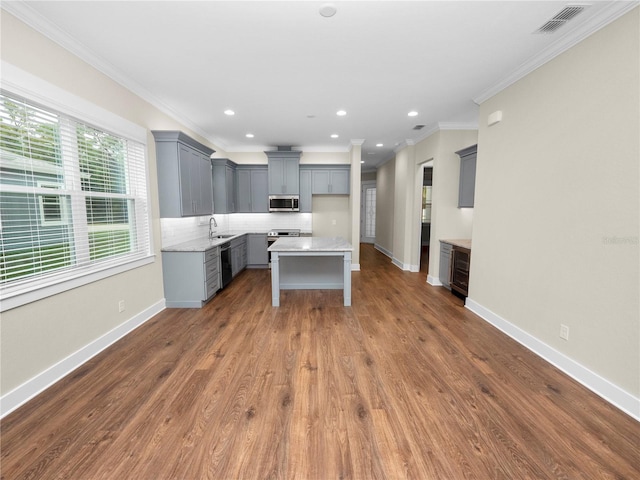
[269, 237, 353, 307]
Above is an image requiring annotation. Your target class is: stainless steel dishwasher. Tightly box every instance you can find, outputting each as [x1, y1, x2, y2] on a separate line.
[219, 242, 233, 289]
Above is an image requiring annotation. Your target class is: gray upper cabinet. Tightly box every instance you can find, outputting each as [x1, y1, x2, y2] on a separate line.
[266, 150, 301, 194]
[237, 166, 268, 213]
[311, 167, 350, 194]
[455, 144, 477, 208]
[212, 159, 237, 214]
[299, 168, 312, 212]
[153, 131, 215, 218]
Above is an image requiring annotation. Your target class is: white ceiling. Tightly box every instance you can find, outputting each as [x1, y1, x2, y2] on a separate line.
[5, 1, 636, 169]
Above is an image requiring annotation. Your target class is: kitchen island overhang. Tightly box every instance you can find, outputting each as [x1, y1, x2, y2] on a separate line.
[268, 236, 353, 307]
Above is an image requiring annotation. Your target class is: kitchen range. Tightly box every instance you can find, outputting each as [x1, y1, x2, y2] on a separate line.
[267, 229, 300, 265]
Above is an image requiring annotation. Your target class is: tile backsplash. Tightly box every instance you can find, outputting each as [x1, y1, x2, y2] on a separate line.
[160, 213, 312, 248]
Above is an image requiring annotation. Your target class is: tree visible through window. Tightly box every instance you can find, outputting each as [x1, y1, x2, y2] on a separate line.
[0, 91, 149, 289]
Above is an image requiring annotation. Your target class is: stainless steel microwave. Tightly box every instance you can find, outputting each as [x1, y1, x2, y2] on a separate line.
[269, 195, 299, 212]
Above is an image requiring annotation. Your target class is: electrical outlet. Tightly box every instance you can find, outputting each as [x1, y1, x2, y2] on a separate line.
[118, 300, 125, 313]
[332, 219, 337, 225]
[560, 324, 569, 341]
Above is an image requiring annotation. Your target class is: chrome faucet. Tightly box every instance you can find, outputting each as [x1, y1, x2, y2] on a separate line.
[208, 216, 218, 239]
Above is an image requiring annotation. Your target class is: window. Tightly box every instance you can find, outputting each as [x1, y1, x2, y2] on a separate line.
[0, 90, 151, 309]
[422, 185, 432, 223]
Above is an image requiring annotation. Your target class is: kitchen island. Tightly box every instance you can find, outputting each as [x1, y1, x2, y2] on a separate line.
[269, 236, 353, 307]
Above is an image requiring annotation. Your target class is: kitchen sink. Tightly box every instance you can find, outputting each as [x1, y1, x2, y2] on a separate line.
[211, 234, 234, 239]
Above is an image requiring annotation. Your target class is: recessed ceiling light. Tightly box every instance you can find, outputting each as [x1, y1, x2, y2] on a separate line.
[224, 109, 235, 116]
[360, 160, 365, 164]
[245, 133, 254, 138]
[408, 111, 418, 117]
[319, 3, 337, 17]
[336, 110, 347, 116]
[376, 143, 383, 147]
[330, 134, 339, 139]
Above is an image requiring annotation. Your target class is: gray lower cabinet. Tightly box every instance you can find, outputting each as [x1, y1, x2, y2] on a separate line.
[439, 241, 453, 290]
[455, 144, 477, 208]
[162, 247, 220, 308]
[237, 166, 269, 213]
[247, 233, 269, 267]
[299, 168, 312, 212]
[212, 159, 237, 214]
[153, 131, 215, 218]
[311, 168, 350, 194]
[230, 235, 247, 277]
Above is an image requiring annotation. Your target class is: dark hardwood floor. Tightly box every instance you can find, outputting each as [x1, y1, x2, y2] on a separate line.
[2, 244, 638, 479]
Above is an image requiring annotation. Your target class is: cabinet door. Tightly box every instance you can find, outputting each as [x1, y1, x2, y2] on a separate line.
[458, 153, 477, 208]
[178, 145, 194, 215]
[299, 169, 312, 212]
[283, 158, 299, 194]
[247, 234, 269, 265]
[268, 157, 285, 194]
[329, 170, 350, 194]
[196, 152, 213, 215]
[439, 243, 452, 289]
[225, 166, 236, 213]
[251, 169, 269, 212]
[236, 169, 252, 212]
[311, 170, 330, 194]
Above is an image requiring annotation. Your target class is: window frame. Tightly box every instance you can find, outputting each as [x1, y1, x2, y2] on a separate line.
[0, 62, 154, 312]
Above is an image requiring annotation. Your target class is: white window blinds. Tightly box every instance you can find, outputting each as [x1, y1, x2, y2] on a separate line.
[0, 91, 151, 301]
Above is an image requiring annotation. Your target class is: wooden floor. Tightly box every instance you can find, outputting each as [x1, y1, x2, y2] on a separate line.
[2, 244, 638, 479]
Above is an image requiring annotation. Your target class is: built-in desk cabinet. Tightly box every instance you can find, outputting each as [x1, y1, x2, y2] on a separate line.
[153, 131, 215, 217]
[162, 247, 220, 308]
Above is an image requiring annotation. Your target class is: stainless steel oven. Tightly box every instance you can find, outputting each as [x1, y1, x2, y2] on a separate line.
[267, 229, 300, 265]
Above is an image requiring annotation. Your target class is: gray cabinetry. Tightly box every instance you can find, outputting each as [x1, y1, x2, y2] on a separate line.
[439, 241, 453, 290]
[162, 247, 220, 308]
[299, 168, 312, 212]
[311, 167, 350, 194]
[152, 130, 215, 218]
[237, 166, 268, 213]
[247, 233, 269, 267]
[230, 235, 247, 277]
[212, 159, 237, 214]
[455, 145, 477, 208]
[266, 150, 301, 194]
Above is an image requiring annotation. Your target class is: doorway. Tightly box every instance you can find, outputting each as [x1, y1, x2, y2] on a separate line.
[360, 181, 376, 244]
[418, 161, 433, 274]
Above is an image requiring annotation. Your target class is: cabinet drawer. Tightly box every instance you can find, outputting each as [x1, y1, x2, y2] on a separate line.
[204, 259, 218, 279]
[205, 273, 219, 299]
[204, 247, 218, 264]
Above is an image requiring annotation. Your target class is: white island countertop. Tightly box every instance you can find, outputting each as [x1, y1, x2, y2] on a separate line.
[268, 236, 353, 252]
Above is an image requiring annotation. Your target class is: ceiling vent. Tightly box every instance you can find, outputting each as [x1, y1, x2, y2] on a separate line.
[412, 124, 425, 131]
[535, 5, 588, 34]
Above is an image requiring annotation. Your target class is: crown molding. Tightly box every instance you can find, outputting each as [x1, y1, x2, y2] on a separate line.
[473, 1, 639, 104]
[1, 1, 229, 151]
[350, 139, 365, 146]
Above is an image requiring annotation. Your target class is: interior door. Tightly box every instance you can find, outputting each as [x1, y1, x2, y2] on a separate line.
[360, 181, 376, 244]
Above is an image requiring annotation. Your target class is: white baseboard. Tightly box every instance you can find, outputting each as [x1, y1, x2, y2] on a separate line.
[374, 244, 392, 258]
[351, 263, 361, 271]
[1, 299, 166, 418]
[465, 298, 640, 422]
[427, 275, 443, 286]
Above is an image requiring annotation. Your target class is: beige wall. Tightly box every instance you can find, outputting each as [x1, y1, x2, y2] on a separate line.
[0, 13, 225, 395]
[470, 9, 639, 396]
[311, 196, 351, 238]
[374, 159, 395, 254]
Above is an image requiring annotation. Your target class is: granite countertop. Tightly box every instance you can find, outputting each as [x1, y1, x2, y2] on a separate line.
[162, 230, 313, 252]
[440, 238, 472, 249]
[268, 236, 353, 252]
